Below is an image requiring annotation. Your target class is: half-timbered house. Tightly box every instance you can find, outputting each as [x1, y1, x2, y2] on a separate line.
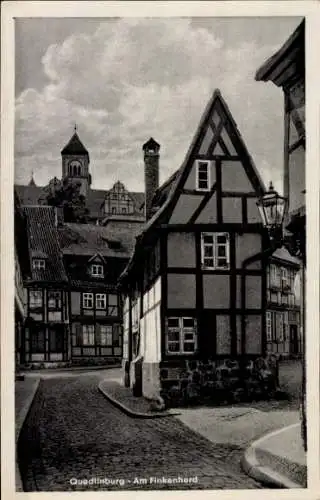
[14, 190, 31, 371]
[120, 89, 277, 402]
[23, 206, 70, 365]
[58, 221, 144, 364]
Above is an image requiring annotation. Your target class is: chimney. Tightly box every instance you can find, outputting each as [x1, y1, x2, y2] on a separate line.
[142, 137, 160, 220]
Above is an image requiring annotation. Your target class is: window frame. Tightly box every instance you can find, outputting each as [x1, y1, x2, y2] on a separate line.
[196, 159, 211, 191]
[96, 293, 107, 310]
[201, 232, 230, 270]
[49, 328, 64, 352]
[82, 324, 95, 346]
[83, 292, 94, 309]
[32, 259, 46, 270]
[29, 289, 43, 309]
[166, 317, 197, 355]
[100, 324, 113, 346]
[48, 290, 62, 310]
[91, 263, 104, 278]
[31, 329, 45, 352]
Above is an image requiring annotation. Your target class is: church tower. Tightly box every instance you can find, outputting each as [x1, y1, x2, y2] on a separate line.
[61, 126, 92, 197]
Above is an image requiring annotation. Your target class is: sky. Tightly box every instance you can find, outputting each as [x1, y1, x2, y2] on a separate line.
[15, 16, 303, 193]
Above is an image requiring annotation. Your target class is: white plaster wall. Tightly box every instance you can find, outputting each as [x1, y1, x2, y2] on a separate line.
[140, 277, 162, 363]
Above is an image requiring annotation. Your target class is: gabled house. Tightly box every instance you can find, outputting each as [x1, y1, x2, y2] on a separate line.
[119, 89, 275, 402]
[58, 221, 144, 363]
[23, 206, 69, 365]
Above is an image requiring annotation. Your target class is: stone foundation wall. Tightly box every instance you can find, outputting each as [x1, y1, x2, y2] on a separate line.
[159, 355, 279, 408]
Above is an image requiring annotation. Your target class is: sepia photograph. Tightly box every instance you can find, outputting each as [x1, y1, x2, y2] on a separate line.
[2, 1, 317, 496]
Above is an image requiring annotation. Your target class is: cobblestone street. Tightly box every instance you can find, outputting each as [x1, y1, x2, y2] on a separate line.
[18, 374, 262, 491]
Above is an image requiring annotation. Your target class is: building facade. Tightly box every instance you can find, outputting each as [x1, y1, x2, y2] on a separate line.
[120, 90, 283, 404]
[23, 206, 70, 365]
[14, 190, 30, 370]
[255, 18, 306, 448]
[266, 248, 301, 357]
[57, 221, 143, 364]
[15, 129, 146, 368]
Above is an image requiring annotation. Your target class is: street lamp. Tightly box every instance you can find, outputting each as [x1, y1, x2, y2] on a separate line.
[257, 181, 288, 248]
[257, 181, 306, 453]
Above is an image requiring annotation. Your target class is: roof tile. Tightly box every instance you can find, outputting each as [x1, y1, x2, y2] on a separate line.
[24, 206, 68, 283]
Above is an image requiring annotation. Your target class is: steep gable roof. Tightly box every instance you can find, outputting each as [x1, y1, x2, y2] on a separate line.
[142, 88, 266, 237]
[255, 19, 305, 87]
[58, 222, 143, 259]
[24, 206, 68, 284]
[61, 132, 89, 156]
[119, 89, 267, 283]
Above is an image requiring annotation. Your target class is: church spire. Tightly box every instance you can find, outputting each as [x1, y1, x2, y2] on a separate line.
[28, 171, 36, 187]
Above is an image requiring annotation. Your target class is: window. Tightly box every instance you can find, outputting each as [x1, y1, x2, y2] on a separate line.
[270, 264, 277, 286]
[277, 313, 284, 342]
[49, 329, 64, 351]
[83, 293, 93, 309]
[82, 325, 95, 345]
[29, 290, 43, 308]
[31, 329, 45, 352]
[196, 160, 210, 190]
[91, 264, 104, 277]
[122, 207, 127, 214]
[32, 259, 45, 270]
[166, 317, 197, 354]
[111, 207, 116, 214]
[48, 291, 62, 309]
[100, 325, 113, 346]
[266, 311, 272, 342]
[201, 232, 230, 270]
[96, 294, 106, 310]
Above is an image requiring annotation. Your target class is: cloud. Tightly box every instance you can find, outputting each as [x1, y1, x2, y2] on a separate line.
[15, 17, 285, 193]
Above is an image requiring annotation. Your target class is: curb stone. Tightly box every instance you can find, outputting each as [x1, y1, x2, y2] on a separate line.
[98, 381, 181, 419]
[22, 364, 122, 375]
[241, 424, 303, 489]
[15, 378, 41, 491]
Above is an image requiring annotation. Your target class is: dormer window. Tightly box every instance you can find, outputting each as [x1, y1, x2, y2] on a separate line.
[32, 259, 46, 270]
[196, 160, 211, 191]
[91, 264, 104, 277]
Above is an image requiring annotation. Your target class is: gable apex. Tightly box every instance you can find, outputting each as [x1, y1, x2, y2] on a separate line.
[140, 89, 266, 238]
[61, 131, 89, 157]
[88, 253, 106, 263]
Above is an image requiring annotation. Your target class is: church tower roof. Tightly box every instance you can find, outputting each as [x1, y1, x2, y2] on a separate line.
[61, 126, 89, 157]
[28, 171, 36, 186]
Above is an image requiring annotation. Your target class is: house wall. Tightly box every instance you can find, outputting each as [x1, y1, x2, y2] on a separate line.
[285, 80, 305, 216]
[140, 277, 162, 399]
[165, 229, 265, 358]
[24, 287, 69, 364]
[69, 288, 123, 359]
[266, 261, 301, 357]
